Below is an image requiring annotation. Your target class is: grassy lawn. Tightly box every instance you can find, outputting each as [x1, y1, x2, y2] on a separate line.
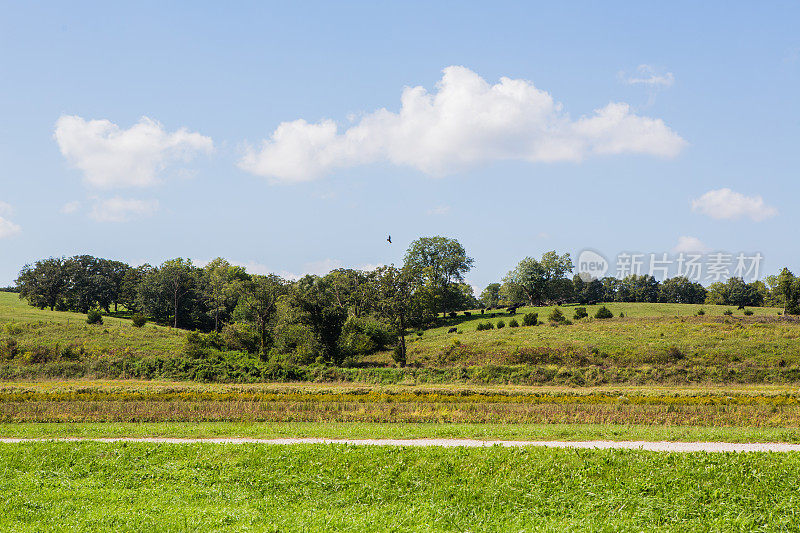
[0, 442, 798, 531]
[4, 421, 800, 443]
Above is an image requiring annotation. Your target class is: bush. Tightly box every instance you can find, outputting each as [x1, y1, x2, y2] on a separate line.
[522, 312, 538, 326]
[744, 309, 754, 316]
[496, 320, 505, 329]
[724, 309, 734, 316]
[476, 322, 494, 331]
[509, 319, 519, 328]
[131, 313, 147, 328]
[573, 307, 588, 320]
[548, 308, 566, 323]
[595, 306, 613, 319]
[618, 312, 625, 318]
[86, 309, 103, 325]
[697, 308, 705, 316]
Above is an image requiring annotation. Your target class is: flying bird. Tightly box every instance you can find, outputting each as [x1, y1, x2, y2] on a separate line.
[387, 235, 392, 244]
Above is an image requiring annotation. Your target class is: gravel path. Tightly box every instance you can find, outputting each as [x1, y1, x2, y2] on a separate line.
[1, 437, 800, 452]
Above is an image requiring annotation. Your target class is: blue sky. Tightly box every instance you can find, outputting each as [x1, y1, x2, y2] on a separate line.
[1, 1, 798, 292]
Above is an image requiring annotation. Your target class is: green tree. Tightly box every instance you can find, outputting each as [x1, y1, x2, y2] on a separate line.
[235, 274, 288, 357]
[290, 275, 349, 365]
[404, 236, 474, 317]
[659, 276, 707, 304]
[372, 265, 418, 366]
[502, 257, 546, 306]
[15, 257, 68, 310]
[138, 259, 197, 328]
[480, 283, 501, 308]
[202, 258, 249, 332]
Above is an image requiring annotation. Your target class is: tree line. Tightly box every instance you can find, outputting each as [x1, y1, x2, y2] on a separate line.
[14, 239, 800, 366]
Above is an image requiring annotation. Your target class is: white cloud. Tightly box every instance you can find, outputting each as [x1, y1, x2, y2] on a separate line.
[622, 65, 675, 88]
[60, 201, 81, 215]
[672, 236, 710, 254]
[691, 188, 778, 221]
[0, 202, 20, 238]
[0, 216, 21, 239]
[427, 205, 451, 216]
[55, 115, 213, 188]
[89, 197, 158, 222]
[239, 66, 686, 182]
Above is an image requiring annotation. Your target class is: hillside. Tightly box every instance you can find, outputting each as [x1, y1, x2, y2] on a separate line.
[1, 292, 797, 385]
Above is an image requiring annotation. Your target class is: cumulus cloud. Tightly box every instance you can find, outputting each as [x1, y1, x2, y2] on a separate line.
[622, 64, 675, 88]
[672, 236, 710, 254]
[55, 115, 213, 188]
[89, 197, 159, 222]
[239, 66, 686, 182]
[0, 201, 13, 217]
[691, 188, 778, 221]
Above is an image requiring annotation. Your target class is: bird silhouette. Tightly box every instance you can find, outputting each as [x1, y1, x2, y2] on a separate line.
[387, 235, 392, 244]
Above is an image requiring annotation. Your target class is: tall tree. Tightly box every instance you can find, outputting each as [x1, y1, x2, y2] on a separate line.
[235, 274, 288, 357]
[480, 283, 501, 308]
[15, 257, 68, 310]
[373, 265, 418, 366]
[290, 275, 349, 365]
[404, 236, 474, 317]
[202, 258, 248, 332]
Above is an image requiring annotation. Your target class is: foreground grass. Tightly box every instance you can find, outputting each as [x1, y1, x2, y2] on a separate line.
[4, 421, 800, 443]
[1, 442, 798, 531]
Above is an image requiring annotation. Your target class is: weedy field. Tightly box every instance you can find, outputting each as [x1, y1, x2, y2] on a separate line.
[1, 380, 800, 432]
[0, 442, 798, 531]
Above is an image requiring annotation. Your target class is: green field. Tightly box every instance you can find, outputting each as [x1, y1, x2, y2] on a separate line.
[1, 442, 798, 531]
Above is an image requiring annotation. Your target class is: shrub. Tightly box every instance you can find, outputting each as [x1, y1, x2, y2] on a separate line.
[496, 320, 505, 329]
[476, 322, 495, 331]
[595, 306, 613, 319]
[522, 312, 538, 326]
[618, 312, 625, 318]
[697, 308, 705, 316]
[744, 309, 754, 316]
[86, 309, 103, 325]
[724, 309, 734, 316]
[573, 307, 588, 320]
[131, 313, 147, 328]
[509, 319, 519, 328]
[548, 308, 566, 323]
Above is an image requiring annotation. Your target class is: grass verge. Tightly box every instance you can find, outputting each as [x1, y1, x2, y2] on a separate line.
[0, 442, 798, 531]
[3, 421, 800, 443]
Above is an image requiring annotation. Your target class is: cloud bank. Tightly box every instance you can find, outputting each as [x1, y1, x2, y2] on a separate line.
[239, 66, 687, 182]
[55, 115, 213, 189]
[691, 188, 778, 221]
